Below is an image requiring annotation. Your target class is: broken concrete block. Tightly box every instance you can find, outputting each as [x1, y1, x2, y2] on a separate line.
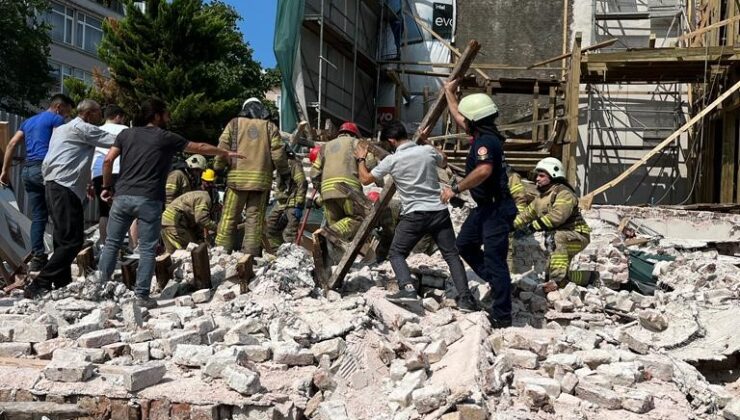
[131, 342, 150, 362]
[310, 337, 346, 360]
[214, 289, 236, 302]
[559, 372, 579, 395]
[162, 330, 201, 355]
[390, 359, 408, 382]
[618, 388, 654, 414]
[33, 338, 74, 360]
[159, 280, 180, 300]
[173, 344, 214, 367]
[204, 348, 248, 378]
[422, 297, 440, 312]
[546, 291, 562, 303]
[101, 343, 130, 359]
[77, 328, 120, 348]
[638, 355, 674, 381]
[724, 398, 740, 420]
[433, 322, 463, 346]
[121, 363, 167, 392]
[172, 307, 204, 324]
[618, 329, 650, 355]
[515, 375, 561, 398]
[312, 368, 336, 391]
[185, 316, 216, 336]
[121, 300, 143, 330]
[456, 404, 487, 420]
[553, 300, 574, 312]
[518, 275, 538, 292]
[223, 319, 262, 345]
[59, 322, 102, 340]
[389, 369, 428, 407]
[423, 340, 448, 364]
[318, 401, 350, 420]
[412, 385, 449, 414]
[505, 348, 538, 369]
[175, 296, 195, 307]
[543, 353, 582, 374]
[400, 322, 422, 338]
[638, 309, 668, 332]
[13, 323, 54, 343]
[523, 384, 550, 410]
[529, 295, 549, 312]
[273, 343, 314, 366]
[0, 342, 31, 357]
[206, 328, 227, 345]
[43, 359, 94, 382]
[575, 383, 621, 410]
[192, 289, 212, 304]
[243, 345, 271, 362]
[596, 362, 643, 387]
[223, 365, 261, 395]
[575, 349, 616, 369]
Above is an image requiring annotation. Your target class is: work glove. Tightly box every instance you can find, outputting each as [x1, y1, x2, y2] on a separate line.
[294, 207, 304, 220]
[513, 224, 535, 239]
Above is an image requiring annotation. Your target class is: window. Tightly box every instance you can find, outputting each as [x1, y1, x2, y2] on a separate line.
[76, 13, 103, 53]
[50, 62, 93, 93]
[45, 3, 74, 44]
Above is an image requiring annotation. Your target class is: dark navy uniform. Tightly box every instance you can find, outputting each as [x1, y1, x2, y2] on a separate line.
[456, 128, 517, 324]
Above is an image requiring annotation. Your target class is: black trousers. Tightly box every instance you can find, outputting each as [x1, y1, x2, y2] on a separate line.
[34, 182, 84, 288]
[388, 209, 472, 299]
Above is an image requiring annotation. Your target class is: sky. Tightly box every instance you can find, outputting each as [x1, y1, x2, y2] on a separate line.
[225, 1, 278, 69]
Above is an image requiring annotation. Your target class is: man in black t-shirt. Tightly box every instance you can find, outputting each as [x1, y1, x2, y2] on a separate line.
[97, 98, 243, 308]
[440, 80, 518, 328]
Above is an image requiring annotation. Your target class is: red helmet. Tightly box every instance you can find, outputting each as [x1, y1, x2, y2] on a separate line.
[366, 191, 380, 203]
[309, 145, 321, 163]
[338, 122, 361, 138]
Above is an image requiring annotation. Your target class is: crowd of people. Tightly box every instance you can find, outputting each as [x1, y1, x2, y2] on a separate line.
[1, 78, 591, 328]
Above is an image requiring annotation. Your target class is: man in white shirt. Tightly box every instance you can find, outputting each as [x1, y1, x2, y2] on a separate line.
[91, 105, 136, 246]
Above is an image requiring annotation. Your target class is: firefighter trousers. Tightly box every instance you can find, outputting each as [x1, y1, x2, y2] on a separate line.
[265, 207, 300, 249]
[322, 198, 362, 241]
[161, 226, 200, 254]
[216, 188, 269, 255]
[547, 230, 591, 287]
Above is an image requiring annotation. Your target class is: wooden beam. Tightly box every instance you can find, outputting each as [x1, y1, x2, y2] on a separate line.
[155, 253, 172, 292]
[529, 38, 618, 69]
[75, 246, 95, 276]
[581, 79, 740, 209]
[677, 13, 740, 42]
[531, 81, 540, 141]
[721, 113, 738, 203]
[325, 40, 482, 291]
[379, 60, 555, 71]
[191, 243, 211, 291]
[648, 33, 656, 48]
[121, 259, 137, 290]
[236, 254, 254, 294]
[562, 32, 582, 185]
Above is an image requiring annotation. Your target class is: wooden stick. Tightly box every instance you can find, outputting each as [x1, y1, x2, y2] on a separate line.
[121, 259, 138, 290]
[677, 14, 740, 41]
[75, 246, 95, 276]
[154, 253, 172, 292]
[528, 38, 618, 69]
[191, 243, 211, 291]
[581, 79, 740, 209]
[236, 254, 254, 294]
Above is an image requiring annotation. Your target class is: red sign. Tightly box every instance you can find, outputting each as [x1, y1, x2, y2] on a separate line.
[377, 107, 396, 125]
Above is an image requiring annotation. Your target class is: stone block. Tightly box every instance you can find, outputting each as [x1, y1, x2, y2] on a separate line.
[190, 405, 218, 420]
[412, 385, 449, 414]
[121, 301, 143, 330]
[171, 307, 204, 325]
[560, 372, 579, 395]
[78, 328, 120, 348]
[33, 338, 74, 360]
[13, 323, 54, 343]
[724, 398, 740, 420]
[0, 342, 32, 357]
[638, 355, 674, 381]
[185, 316, 216, 336]
[223, 319, 262, 345]
[637, 309, 668, 332]
[389, 369, 428, 408]
[400, 322, 422, 338]
[515, 374, 561, 398]
[121, 363, 166, 392]
[159, 280, 180, 299]
[456, 404, 487, 420]
[59, 321, 101, 340]
[546, 291, 562, 303]
[423, 340, 448, 364]
[553, 300, 574, 312]
[43, 359, 94, 382]
[214, 289, 236, 302]
[318, 401, 350, 420]
[390, 359, 408, 382]
[131, 342, 150, 362]
[618, 388, 654, 414]
[422, 298, 440, 312]
[273, 343, 314, 366]
[543, 353, 582, 374]
[192, 289, 212, 304]
[175, 296, 195, 307]
[310, 337, 346, 360]
[223, 366, 261, 395]
[243, 345, 271, 362]
[575, 349, 616, 369]
[173, 344, 214, 367]
[102, 343, 130, 359]
[162, 330, 201, 355]
[523, 384, 550, 410]
[206, 328, 226, 345]
[575, 383, 621, 410]
[505, 348, 539, 369]
[203, 347, 248, 378]
[596, 362, 643, 387]
[433, 322, 463, 346]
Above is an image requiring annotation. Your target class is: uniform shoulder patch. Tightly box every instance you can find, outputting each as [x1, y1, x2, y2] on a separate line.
[477, 146, 488, 155]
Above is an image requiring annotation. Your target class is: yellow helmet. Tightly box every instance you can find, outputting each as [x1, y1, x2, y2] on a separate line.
[201, 169, 216, 182]
[458, 93, 499, 122]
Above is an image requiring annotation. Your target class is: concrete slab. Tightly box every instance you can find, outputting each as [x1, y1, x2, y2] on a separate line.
[428, 312, 490, 393]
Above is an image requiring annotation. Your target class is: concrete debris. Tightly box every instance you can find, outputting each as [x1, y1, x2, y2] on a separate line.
[0, 205, 735, 419]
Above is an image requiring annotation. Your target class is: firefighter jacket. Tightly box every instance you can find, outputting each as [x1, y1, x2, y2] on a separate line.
[165, 169, 192, 204]
[310, 135, 376, 200]
[274, 159, 308, 210]
[214, 117, 289, 191]
[513, 182, 591, 235]
[162, 190, 217, 232]
[508, 171, 530, 214]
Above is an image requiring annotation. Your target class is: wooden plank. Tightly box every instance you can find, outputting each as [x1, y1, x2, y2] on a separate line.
[191, 243, 211, 291]
[581, 79, 740, 209]
[236, 254, 254, 294]
[325, 40, 482, 291]
[677, 13, 740, 42]
[721, 113, 738, 203]
[75, 246, 95, 275]
[121, 259, 137, 290]
[155, 253, 172, 292]
[562, 32, 582, 185]
[528, 38, 618, 69]
[531, 81, 540, 141]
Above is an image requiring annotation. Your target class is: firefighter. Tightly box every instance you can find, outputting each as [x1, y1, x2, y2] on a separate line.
[165, 154, 206, 204]
[513, 157, 592, 291]
[214, 98, 290, 255]
[309, 122, 376, 242]
[265, 145, 308, 248]
[161, 169, 219, 253]
[507, 167, 533, 272]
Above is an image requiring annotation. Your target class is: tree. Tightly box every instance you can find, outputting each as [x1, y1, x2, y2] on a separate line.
[0, 0, 53, 116]
[98, 0, 264, 141]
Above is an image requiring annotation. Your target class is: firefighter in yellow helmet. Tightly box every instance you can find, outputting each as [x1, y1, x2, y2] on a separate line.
[513, 157, 592, 291]
[214, 98, 290, 255]
[265, 145, 308, 248]
[165, 154, 206, 204]
[161, 169, 219, 253]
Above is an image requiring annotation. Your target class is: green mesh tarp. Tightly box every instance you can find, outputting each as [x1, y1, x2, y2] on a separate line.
[273, 0, 305, 132]
[627, 250, 675, 295]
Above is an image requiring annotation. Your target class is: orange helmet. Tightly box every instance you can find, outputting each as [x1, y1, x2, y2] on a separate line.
[338, 122, 361, 138]
[366, 191, 380, 203]
[309, 145, 321, 163]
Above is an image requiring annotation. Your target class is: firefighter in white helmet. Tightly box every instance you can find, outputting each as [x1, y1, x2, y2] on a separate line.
[165, 154, 206, 204]
[513, 157, 592, 291]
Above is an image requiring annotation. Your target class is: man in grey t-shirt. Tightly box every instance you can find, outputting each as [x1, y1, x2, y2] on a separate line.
[356, 120, 478, 312]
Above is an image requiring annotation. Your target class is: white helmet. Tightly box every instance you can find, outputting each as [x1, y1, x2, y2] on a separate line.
[458, 93, 499, 122]
[535, 157, 565, 179]
[186, 154, 207, 170]
[242, 97, 262, 109]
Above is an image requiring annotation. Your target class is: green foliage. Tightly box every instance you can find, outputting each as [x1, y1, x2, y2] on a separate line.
[98, 0, 264, 141]
[0, 0, 54, 116]
[262, 67, 282, 90]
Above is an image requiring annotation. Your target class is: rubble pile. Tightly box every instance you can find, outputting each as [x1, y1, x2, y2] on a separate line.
[0, 205, 737, 419]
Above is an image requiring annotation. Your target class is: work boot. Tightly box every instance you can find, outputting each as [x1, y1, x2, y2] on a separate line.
[456, 295, 480, 313]
[386, 284, 420, 304]
[135, 295, 158, 309]
[489, 317, 512, 329]
[27, 254, 48, 272]
[23, 280, 52, 299]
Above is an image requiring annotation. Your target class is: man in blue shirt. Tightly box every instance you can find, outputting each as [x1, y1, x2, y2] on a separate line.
[440, 80, 517, 328]
[355, 120, 479, 312]
[1, 94, 75, 272]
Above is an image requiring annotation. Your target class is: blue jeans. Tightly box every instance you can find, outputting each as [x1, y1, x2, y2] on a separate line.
[98, 195, 163, 298]
[21, 162, 48, 255]
[456, 200, 517, 321]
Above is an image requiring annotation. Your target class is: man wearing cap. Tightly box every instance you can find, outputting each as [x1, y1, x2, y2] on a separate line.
[161, 169, 219, 253]
[440, 79, 518, 328]
[266, 145, 308, 248]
